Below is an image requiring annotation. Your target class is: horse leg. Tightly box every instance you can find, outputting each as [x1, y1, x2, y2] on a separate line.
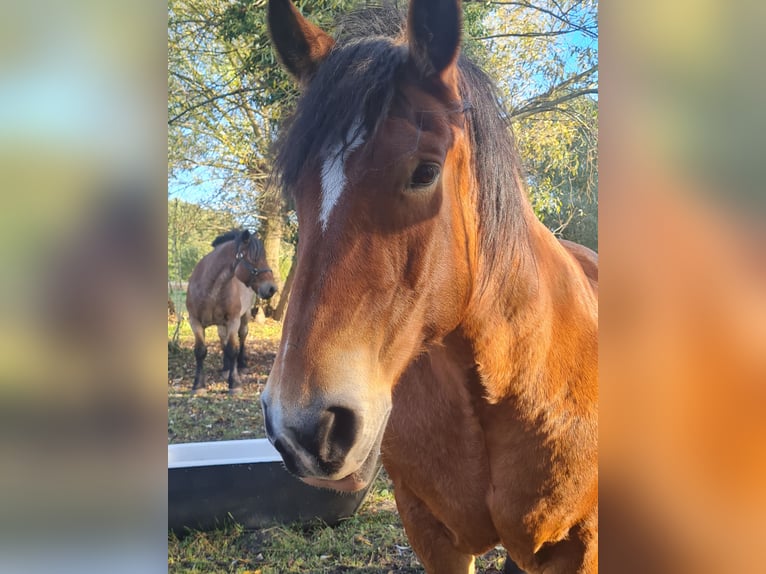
[189, 317, 207, 395]
[236, 312, 248, 370]
[217, 325, 231, 377]
[223, 319, 243, 395]
[393, 481, 476, 574]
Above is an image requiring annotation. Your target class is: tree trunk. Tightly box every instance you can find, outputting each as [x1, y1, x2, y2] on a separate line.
[272, 255, 296, 322]
[260, 193, 284, 313]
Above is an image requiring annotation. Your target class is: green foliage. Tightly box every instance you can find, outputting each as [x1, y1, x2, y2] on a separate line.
[169, 0, 358, 220]
[519, 97, 598, 249]
[168, 198, 237, 283]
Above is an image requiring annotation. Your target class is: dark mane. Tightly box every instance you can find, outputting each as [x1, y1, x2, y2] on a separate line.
[211, 230, 240, 247]
[274, 5, 528, 265]
[456, 56, 529, 269]
[212, 229, 266, 263]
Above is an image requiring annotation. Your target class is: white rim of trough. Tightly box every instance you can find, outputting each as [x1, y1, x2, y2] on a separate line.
[168, 438, 281, 469]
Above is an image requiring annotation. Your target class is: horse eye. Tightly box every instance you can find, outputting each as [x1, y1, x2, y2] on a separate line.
[409, 163, 440, 188]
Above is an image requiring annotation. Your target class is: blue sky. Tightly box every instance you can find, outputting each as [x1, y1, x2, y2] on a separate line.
[168, 166, 219, 205]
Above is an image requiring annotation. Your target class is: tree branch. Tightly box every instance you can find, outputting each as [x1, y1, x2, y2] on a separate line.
[474, 29, 578, 40]
[511, 87, 598, 120]
[522, 64, 598, 103]
[169, 87, 257, 125]
[466, 0, 597, 39]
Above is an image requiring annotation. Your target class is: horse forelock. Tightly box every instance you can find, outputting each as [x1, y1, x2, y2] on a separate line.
[274, 5, 529, 270]
[275, 35, 407, 203]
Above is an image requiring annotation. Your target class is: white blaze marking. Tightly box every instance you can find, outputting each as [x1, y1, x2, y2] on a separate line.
[319, 120, 365, 231]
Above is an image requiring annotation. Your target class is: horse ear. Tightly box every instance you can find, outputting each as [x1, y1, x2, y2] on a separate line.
[241, 229, 251, 243]
[268, 0, 335, 85]
[407, 0, 461, 80]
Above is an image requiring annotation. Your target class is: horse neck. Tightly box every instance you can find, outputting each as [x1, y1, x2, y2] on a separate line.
[461, 213, 598, 416]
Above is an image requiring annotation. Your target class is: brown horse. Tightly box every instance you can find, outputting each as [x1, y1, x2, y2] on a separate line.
[261, 1, 598, 572]
[186, 229, 277, 395]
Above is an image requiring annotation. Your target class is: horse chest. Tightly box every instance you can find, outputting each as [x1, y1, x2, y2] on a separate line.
[238, 288, 256, 318]
[382, 351, 499, 553]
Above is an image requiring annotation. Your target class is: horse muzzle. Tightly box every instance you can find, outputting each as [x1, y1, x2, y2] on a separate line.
[261, 384, 389, 492]
[257, 280, 278, 300]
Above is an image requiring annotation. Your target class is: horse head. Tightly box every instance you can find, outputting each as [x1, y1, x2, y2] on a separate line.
[262, 0, 481, 491]
[233, 229, 278, 300]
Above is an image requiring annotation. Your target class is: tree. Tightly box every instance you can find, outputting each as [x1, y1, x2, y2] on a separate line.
[519, 96, 598, 249]
[168, 0, 599, 318]
[169, 0, 360, 311]
[167, 198, 237, 285]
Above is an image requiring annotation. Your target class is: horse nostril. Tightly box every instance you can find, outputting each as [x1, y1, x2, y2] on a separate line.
[291, 406, 359, 473]
[315, 406, 358, 469]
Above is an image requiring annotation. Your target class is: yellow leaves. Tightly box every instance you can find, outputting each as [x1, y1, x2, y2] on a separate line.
[354, 534, 373, 546]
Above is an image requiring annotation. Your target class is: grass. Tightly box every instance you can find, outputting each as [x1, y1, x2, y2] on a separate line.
[168, 317, 508, 573]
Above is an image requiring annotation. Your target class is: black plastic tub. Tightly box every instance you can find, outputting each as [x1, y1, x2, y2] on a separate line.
[168, 439, 378, 535]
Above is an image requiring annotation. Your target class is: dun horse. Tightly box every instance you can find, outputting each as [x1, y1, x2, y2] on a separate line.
[262, 1, 598, 572]
[186, 229, 277, 395]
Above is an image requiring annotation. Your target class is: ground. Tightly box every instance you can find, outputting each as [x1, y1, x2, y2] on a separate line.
[168, 317, 507, 573]
[168, 318, 278, 444]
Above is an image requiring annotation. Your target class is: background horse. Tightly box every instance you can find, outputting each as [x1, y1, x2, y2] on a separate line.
[262, 1, 598, 572]
[186, 229, 277, 395]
